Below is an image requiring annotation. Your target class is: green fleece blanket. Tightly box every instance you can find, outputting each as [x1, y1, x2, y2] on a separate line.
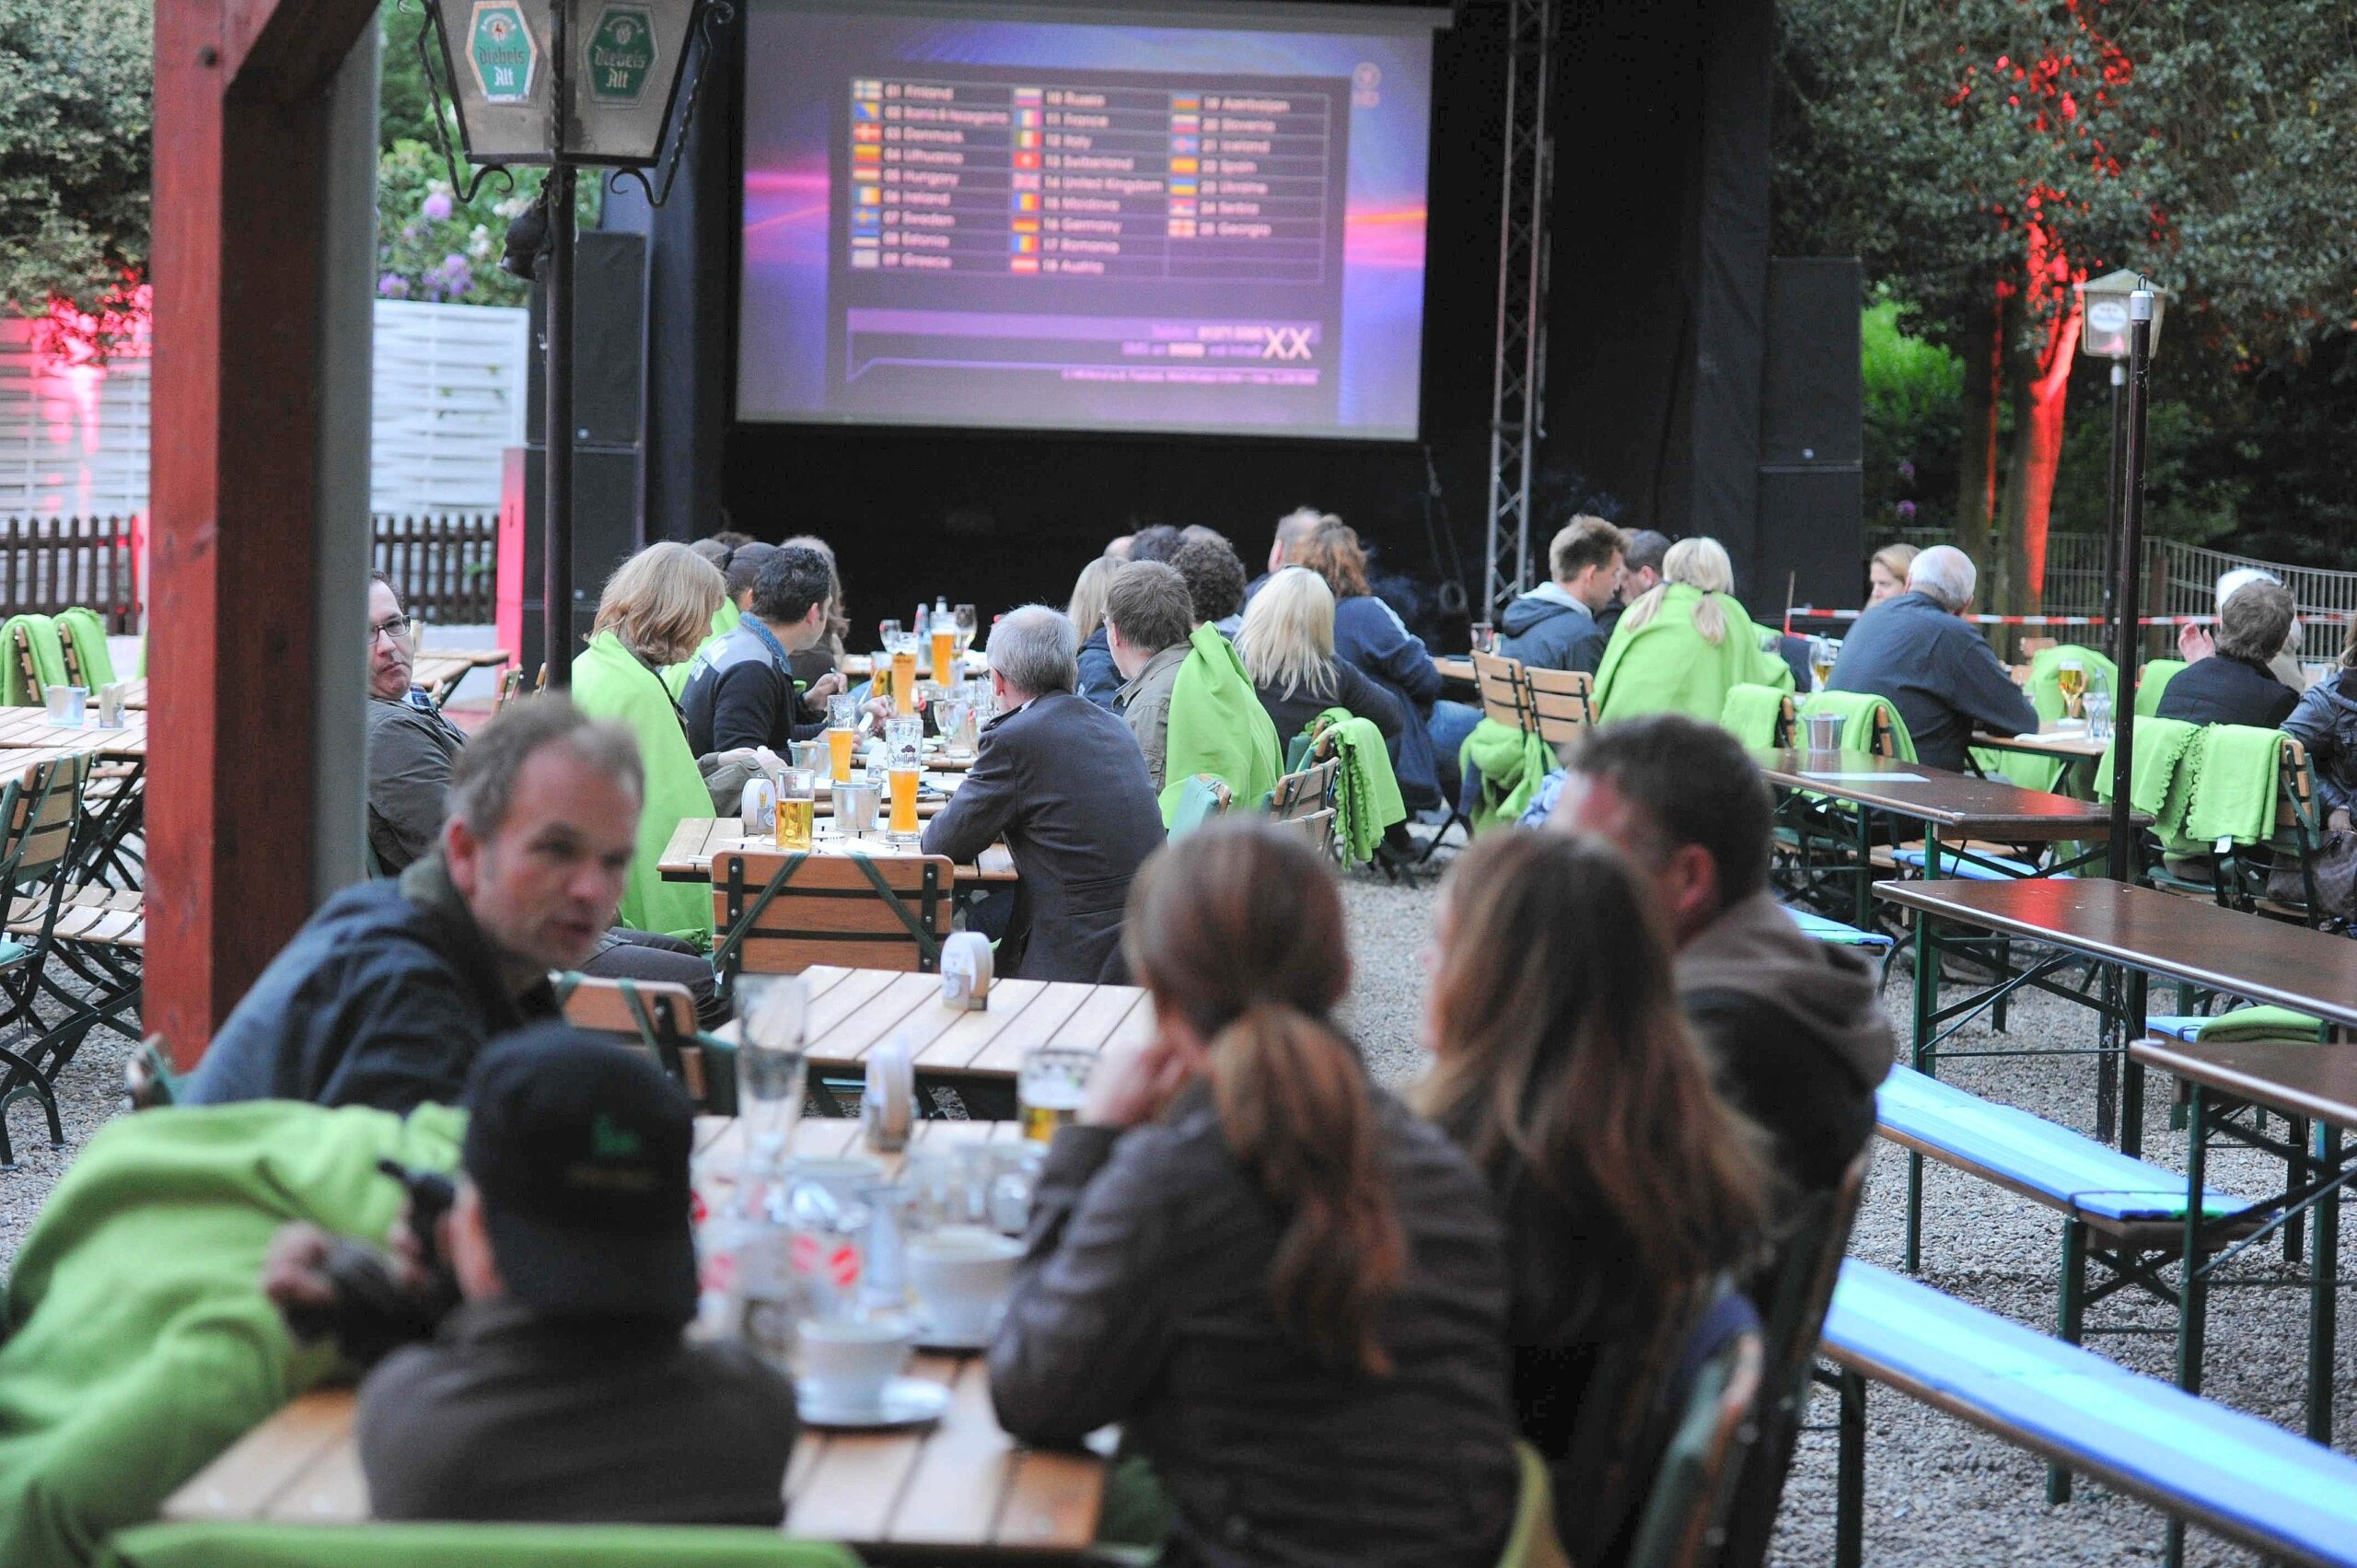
[2, 616, 67, 706]
[1462, 717, 1551, 832]
[0, 1101, 465, 1568]
[1718, 684, 1789, 749]
[2098, 716, 2202, 852]
[98, 1523, 862, 1568]
[2184, 725, 2283, 847]
[2136, 658, 2187, 718]
[1309, 706, 1406, 864]
[2195, 1005, 2325, 1043]
[1591, 586, 1791, 726]
[1159, 623, 1281, 829]
[1799, 691, 1917, 761]
[57, 609, 115, 689]
[573, 631, 717, 942]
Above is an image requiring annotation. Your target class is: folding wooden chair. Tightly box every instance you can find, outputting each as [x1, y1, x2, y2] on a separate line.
[1522, 665, 1596, 748]
[0, 754, 99, 1164]
[709, 849, 956, 982]
[559, 973, 734, 1112]
[1472, 649, 1531, 729]
[493, 668, 525, 714]
[9, 621, 44, 706]
[1270, 758, 1341, 858]
[1170, 773, 1233, 837]
[1622, 1329, 1767, 1568]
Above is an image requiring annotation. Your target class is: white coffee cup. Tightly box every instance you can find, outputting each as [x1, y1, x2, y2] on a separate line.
[797, 1315, 912, 1413]
[907, 1224, 1025, 1342]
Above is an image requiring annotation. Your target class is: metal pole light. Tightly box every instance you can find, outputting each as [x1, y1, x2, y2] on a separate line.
[2106, 282, 2155, 881]
[412, 0, 731, 687]
[2074, 271, 2166, 632]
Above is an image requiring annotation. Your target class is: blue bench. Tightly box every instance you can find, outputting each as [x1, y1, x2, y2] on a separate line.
[1782, 904, 1894, 951]
[1822, 1260, 2357, 1568]
[1887, 844, 2060, 881]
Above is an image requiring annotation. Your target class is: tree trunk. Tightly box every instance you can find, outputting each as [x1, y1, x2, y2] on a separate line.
[1954, 279, 2003, 570]
[1994, 223, 2083, 620]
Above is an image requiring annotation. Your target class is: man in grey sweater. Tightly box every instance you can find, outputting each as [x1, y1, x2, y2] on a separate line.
[1825, 544, 2037, 772]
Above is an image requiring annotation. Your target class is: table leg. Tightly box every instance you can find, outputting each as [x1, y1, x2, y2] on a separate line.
[2120, 970, 2146, 1156]
[1906, 912, 1939, 1274]
[2049, 1219, 2086, 1504]
[2309, 1119, 2341, 1446]
[1853, 801, 1873, 932]
[2095, 961, 2119, 1146]
[2176, 1084, 2209, 1400]
[1835, 1369, 1866, 1568]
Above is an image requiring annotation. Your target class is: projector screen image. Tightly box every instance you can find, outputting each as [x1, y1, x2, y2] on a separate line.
[737, 1, 1441, 440]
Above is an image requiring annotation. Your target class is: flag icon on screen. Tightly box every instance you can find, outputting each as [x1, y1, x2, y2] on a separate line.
[1015, 152, 1041, 170]
[1171, 96, 1201, 110]
[853, 123, 882, 144]
[853, 210, 881, 233]
[1010, 256, 1039, 273]
[1012, 172, 1041, 191]
[1016, 130, 1041, 150]
[851, 235, 879, 249]
[854, 79, 882, 99]
[1011, 217, 1039, 234]
[851, 250, 880, 268]
[1170, 157, 1200, 174]
[853, 144, 881, 163]
[1170, 136, 1199, 155]
[1011, 234, 1039, 254]
[1016, 109, 1042, 128]
[1012, 192, 1039, 213]
[1168, 180, 1198, 197]
[853, 100, 880, 122]
[1167, 218, 1197, 238]
[1169, 199, 1197, 217]
[858, 185, 881, 205]
[1172, 113, 1200, 132]
[1014, 87, 1043, 104]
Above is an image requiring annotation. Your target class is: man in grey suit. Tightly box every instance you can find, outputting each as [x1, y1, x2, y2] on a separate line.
[923, 606, 1167, 983]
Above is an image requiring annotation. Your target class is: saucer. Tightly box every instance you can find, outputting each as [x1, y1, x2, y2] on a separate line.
[797, 1376, 952, 1430]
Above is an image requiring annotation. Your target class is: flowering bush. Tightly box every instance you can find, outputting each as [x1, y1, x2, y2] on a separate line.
[376, 133, 600, 308]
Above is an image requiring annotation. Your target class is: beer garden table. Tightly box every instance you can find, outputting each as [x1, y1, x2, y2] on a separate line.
[160, 1117, 1110, 1555]
[412, 648, 510, 709]
[657, 819, 1017, 889]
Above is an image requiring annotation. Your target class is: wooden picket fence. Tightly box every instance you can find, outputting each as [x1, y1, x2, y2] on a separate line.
[373, 512, 498, 625]
[0, 516, 141, 632]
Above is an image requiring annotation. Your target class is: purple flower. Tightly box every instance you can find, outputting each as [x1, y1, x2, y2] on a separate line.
[1898, 459, 1918, 482]
[1896, 499, 1919, 521]
[377, 273, 411, 298]
[422, 191, 454, 222]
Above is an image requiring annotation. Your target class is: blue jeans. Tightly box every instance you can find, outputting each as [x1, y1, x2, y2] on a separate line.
[1427, 699, 1482, 816]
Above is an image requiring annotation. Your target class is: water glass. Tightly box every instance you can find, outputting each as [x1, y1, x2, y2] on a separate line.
[2084, 691, 2114, 744]
[953, 603, 978, 657]
[735, 975, 809, 1179]
[1017, 1046, 1094, 1143]
[1469, 622, 1496, 655]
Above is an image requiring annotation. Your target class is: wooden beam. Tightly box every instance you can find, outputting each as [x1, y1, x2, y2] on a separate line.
[148, 0, 377, 1063]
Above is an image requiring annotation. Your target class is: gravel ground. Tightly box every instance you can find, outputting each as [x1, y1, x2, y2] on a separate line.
[3, 837, 2349, 1566]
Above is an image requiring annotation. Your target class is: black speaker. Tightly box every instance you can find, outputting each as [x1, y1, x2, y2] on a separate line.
[1757, 467, 1865, 613]
[526, 230, 647, 447]
[515, 447, 644, 673]
[1760, 258, 1863, 468]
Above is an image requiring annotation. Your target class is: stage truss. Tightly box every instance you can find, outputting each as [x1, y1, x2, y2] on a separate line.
[1483, 0, 1557, 619]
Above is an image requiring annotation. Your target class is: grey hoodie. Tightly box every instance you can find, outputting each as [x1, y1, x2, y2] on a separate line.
[1675, 890, 1894, 1191]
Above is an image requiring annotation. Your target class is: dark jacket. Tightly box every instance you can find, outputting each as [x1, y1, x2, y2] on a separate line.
[2157, 653, 2300, 731]
[680, 621, 824, 756]
[1496, 587, 1608, 674]
[922, 691, 1166, 982]
[1677, 890, 1892, 1193]
[358, 1299, 795, 1524]
[181, 856, 559, 1112]
[1076, 625, 1120, 711]
[2284, 669, 2357, 817]
[990, 1084, 1519, 1568]
[1254, 658, 1405, 756]
[1333, 594, 1446, 808]
[1826, 590, 2037, 772]
[366, 690, 468, 876]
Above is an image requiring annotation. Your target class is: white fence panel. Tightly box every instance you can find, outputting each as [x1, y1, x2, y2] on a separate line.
[0, 321, 151, 517]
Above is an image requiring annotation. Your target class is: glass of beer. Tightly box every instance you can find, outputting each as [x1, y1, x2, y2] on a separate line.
[890, 634, 919, 718]
[1017, 1046, 1094, 1142]
[776, 767, 816, 852]
[2057, 656, 2086, 719]
[827, 695, 859, 784]
[932, 625, 957, 683]
[885, 717, 924, 843]
[1809, 636, 1838, 691]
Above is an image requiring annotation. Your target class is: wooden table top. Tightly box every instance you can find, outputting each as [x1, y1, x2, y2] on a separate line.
[1875, 877, 2357, 1031]
[1434, 656, 1475, 684]
[118, 678, 147, 709]
[1754, 749, 2134, 840]
[658, 819, 1016, 886]
[718, 963, 1152, 1081]
[162, 1119, 1107, 1552]
[2129, 1037, 2357, 1129]
[413, 649, 511, 703]
[1971, 722, 2111, 761]
[0, 707, 145, 759]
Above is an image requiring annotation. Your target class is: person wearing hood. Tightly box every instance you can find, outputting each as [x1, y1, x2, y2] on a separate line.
[1551, 714, 1893, 1194]
[1495, 517, 1625, 674]
[2283, 616, 2357, 827]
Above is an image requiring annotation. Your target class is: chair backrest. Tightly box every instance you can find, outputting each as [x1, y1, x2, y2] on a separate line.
[0, 754, 86, 894]
[1621, 1331, 1768, 1568]
[1522, 665, 1595, 746]
[1472, 650, 1530, 729]
[711, 849, 954, 978]
[1280, 807, 1338, 855]
[1270, 759, 1339, 821]
[559, 974, 730, 1109]
[1170, 773, 1232, 837]
[493, 668, 525, 714]
[1772, 694, 1797, 749]
[10, 621, 43, 705]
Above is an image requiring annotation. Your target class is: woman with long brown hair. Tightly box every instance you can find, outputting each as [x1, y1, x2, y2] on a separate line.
[1297, 521, 1463, 813]
[989, 820, 1519, 1568]
[1415, 828, 1773, 1564]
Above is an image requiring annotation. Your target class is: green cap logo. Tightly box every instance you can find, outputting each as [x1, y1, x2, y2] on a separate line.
[586, 6, 657, 104]
[589, 1112, 644, 1159]
[467, 1, 537, 104]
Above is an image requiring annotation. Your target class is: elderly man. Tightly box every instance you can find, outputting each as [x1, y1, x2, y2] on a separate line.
[189, 698, 641, 1111]
[1552, 714, 1893, 1194]
[1826, 544, 2036, 772]
[923, 606, 1165, 982]
[2160, 579, 2302, 729]
[2184, 567, 2309, 694]
[1496, 516, 1626, 673]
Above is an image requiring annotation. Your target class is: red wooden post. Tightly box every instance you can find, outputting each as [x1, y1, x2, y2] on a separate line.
[149, 0, 379, 1065]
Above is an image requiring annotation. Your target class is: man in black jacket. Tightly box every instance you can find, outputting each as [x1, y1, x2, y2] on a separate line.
[1553, 714, 1894, 1194]
[1825, 544, 2036, 772]
[1494, 516, 1625, 674]
[923, 605, 1166, 982]
[681, 545, 843, 756]
[186, 698, 641, 1112]
[2158, 579, 2301, 730]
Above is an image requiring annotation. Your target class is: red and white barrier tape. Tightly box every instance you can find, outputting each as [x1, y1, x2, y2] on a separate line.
[1783, 607, 2211, 632]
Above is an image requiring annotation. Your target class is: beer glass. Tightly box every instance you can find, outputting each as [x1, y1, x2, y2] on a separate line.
[1809, 637, 1838, 691]
[885, 716, 923, 843]
[953, 603, 978, 658]
[2057, 656, 2087, 719]
[890, 633, 919, 718]
[827, 695, 859, 784]
[777, 767, 817, 852]
[1017, 1047, 1093, 1143]
[931, 625, 957, 683]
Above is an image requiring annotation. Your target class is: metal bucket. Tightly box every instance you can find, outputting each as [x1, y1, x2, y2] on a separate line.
[834, 781, 881, 836]
[1803, 712, 1846, 752]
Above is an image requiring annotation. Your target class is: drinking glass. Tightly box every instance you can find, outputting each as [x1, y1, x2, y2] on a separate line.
[1469, 622, 1496, 655]
[2084, 691, 2114, 745]
[931, 625, 957, 683]
[1809, 637, 1838, 692]
[827, 695, 859, 784]
[1017, 1046, 1093, 1143]
[777, 767, 817, 851]
[937, 697, 973, 759]
[877, 618, 902, 646]
[2056, 656, 2087, 720]
[735, 975, 809, 1182]
[889, 634, 919, 718]
[885, 716, 924, 843]
[952, 603, 978, 658]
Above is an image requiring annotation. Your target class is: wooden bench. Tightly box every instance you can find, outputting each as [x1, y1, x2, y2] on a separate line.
[1822, 1260, 2357, 1568]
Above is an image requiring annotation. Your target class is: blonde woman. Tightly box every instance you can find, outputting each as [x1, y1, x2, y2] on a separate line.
[1590, 537, 1792, 725]
[1236, 566, 1404, 747]
[1867, 542, 1918, 608]
[571, 542, 727, 941]
[1069, 555, 1123, 709]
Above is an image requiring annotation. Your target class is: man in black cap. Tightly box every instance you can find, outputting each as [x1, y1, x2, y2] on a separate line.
[349, 1026, 797, 1523]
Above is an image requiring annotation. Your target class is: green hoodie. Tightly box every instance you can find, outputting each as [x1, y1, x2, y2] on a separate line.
[571, 631, 716, 943]
[1591, 584, 1792, 726]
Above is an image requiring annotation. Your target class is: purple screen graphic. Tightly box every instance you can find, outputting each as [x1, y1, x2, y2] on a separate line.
[738, 4, 1436, 441]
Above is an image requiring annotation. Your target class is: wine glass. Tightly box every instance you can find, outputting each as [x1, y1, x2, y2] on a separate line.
[953, 603, 978, 658]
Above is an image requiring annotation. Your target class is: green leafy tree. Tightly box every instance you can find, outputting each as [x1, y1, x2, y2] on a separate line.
[0, 0, 150, 319]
